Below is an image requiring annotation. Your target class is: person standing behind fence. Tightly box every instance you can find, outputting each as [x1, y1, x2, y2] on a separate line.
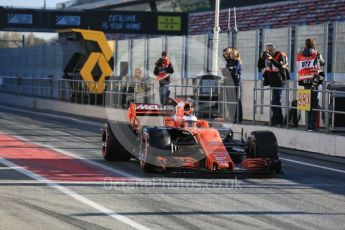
[154, 51, 174, 105]
[222, 47, 243, 123]
[258, 43, 288, 127]
[297, 38, 325, 131]
[133, 67, 146, 103]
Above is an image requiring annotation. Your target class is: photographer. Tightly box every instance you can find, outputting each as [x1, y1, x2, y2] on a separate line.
[222, 47, 243, 123]
[258, 43, 288, 127]
[297, 38, 325, 131]
[154, 51, 174, 105]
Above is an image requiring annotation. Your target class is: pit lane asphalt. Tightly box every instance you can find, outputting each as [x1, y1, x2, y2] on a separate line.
[0, 104, 344, 230]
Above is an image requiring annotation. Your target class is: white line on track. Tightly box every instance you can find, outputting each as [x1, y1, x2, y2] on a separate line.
[281, 157, 345, 174]
[0, 157, 151, 230]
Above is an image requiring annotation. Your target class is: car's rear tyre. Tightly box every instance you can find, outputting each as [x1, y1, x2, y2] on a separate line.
[102, 123, 132, 161]
[140, 135, 159, 173]
[140, 128, 170, 173]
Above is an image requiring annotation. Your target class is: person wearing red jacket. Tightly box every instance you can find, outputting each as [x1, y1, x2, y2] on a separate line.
[154, 51, 174, 105]
[297, 38, 325, 131]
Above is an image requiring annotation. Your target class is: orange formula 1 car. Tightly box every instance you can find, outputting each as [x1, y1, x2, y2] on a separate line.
[101, 99, 282, 174]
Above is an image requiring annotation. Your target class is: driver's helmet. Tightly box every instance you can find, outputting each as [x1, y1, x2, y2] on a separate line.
[183, 114, 198, 127]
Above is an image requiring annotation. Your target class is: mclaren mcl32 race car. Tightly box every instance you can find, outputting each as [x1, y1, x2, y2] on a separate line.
[101, 99, 282, 174]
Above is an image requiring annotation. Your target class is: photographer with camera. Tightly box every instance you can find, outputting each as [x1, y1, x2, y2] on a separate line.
[222, 47, 243, 123]
[258, 43, 288, 127]
[297, 38, 325, 131]
[154, 51, 174, 105]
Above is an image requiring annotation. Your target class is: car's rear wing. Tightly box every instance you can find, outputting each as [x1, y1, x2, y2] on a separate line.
[128, 103, 175, 119]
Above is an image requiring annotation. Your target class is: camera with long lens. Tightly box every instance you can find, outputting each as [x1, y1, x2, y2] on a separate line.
[155, 58, 164, 66]
[262, 51, 271, 59]
[311, 72, 325, 90]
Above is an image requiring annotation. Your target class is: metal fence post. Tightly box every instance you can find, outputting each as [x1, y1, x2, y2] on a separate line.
[269, 87, 272, 126]
[285, 87, 290, 128]
[128, 39, 133, 78]
[237, 85, 240, 122]
[209, 87, 212, 120]
[57, 80, 61, 100]
[293, 25, 299, 100]
[287, 25, 292, 111]
[260, 29, 265, 115]
[81, 81, 84, 105]
[95, 82, 98, 106]
[325, 90, 330, 133]
[87, 82, 90, 105]
[253, 87, 256, 125]
[332, 21, 337, 82]
[322, 22, 329, 129]
[223, 86, 225, 119]
[254, 28, 260, 121]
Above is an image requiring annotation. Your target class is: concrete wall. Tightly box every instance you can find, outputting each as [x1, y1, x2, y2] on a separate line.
[228, 123, 345, 158]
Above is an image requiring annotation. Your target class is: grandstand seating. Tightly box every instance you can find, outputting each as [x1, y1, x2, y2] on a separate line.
[188, 0, 345, 35]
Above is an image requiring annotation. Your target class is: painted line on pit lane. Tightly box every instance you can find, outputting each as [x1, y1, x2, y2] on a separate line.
[0, 104, 103, 126]
[0, 130, 138, 179]
[281, 157, 345, 174]
[0, 157, 151, 230]
[0, 105, 138, 179]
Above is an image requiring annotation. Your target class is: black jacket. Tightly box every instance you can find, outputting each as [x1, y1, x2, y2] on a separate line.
[225, 59, 242, 86]
[154, 58, 174, 86]
[258, 51, 287, 87]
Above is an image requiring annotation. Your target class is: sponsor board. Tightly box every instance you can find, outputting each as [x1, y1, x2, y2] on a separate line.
[297, 89, 311, 111]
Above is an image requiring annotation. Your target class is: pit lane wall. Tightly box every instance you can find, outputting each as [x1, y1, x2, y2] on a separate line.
[0, 92, 344, 158]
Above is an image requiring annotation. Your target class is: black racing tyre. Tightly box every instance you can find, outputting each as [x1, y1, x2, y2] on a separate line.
[246, 131, 279, 159]
[101, 123, 132, 161]
[140, 128, 170, 173]
[140, 134, 159, 173]
[229, 151, 246, 164]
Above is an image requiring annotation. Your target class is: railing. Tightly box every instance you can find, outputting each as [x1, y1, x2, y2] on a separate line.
[253, 86, 345, 132]
[167, 84, 240, 121]
[0, 76, 241, 121]
[0, 77, 57, 98]
[103, 80, 155, 108]
[4, 76, 345, 132]
[0, 76, 156, 108]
